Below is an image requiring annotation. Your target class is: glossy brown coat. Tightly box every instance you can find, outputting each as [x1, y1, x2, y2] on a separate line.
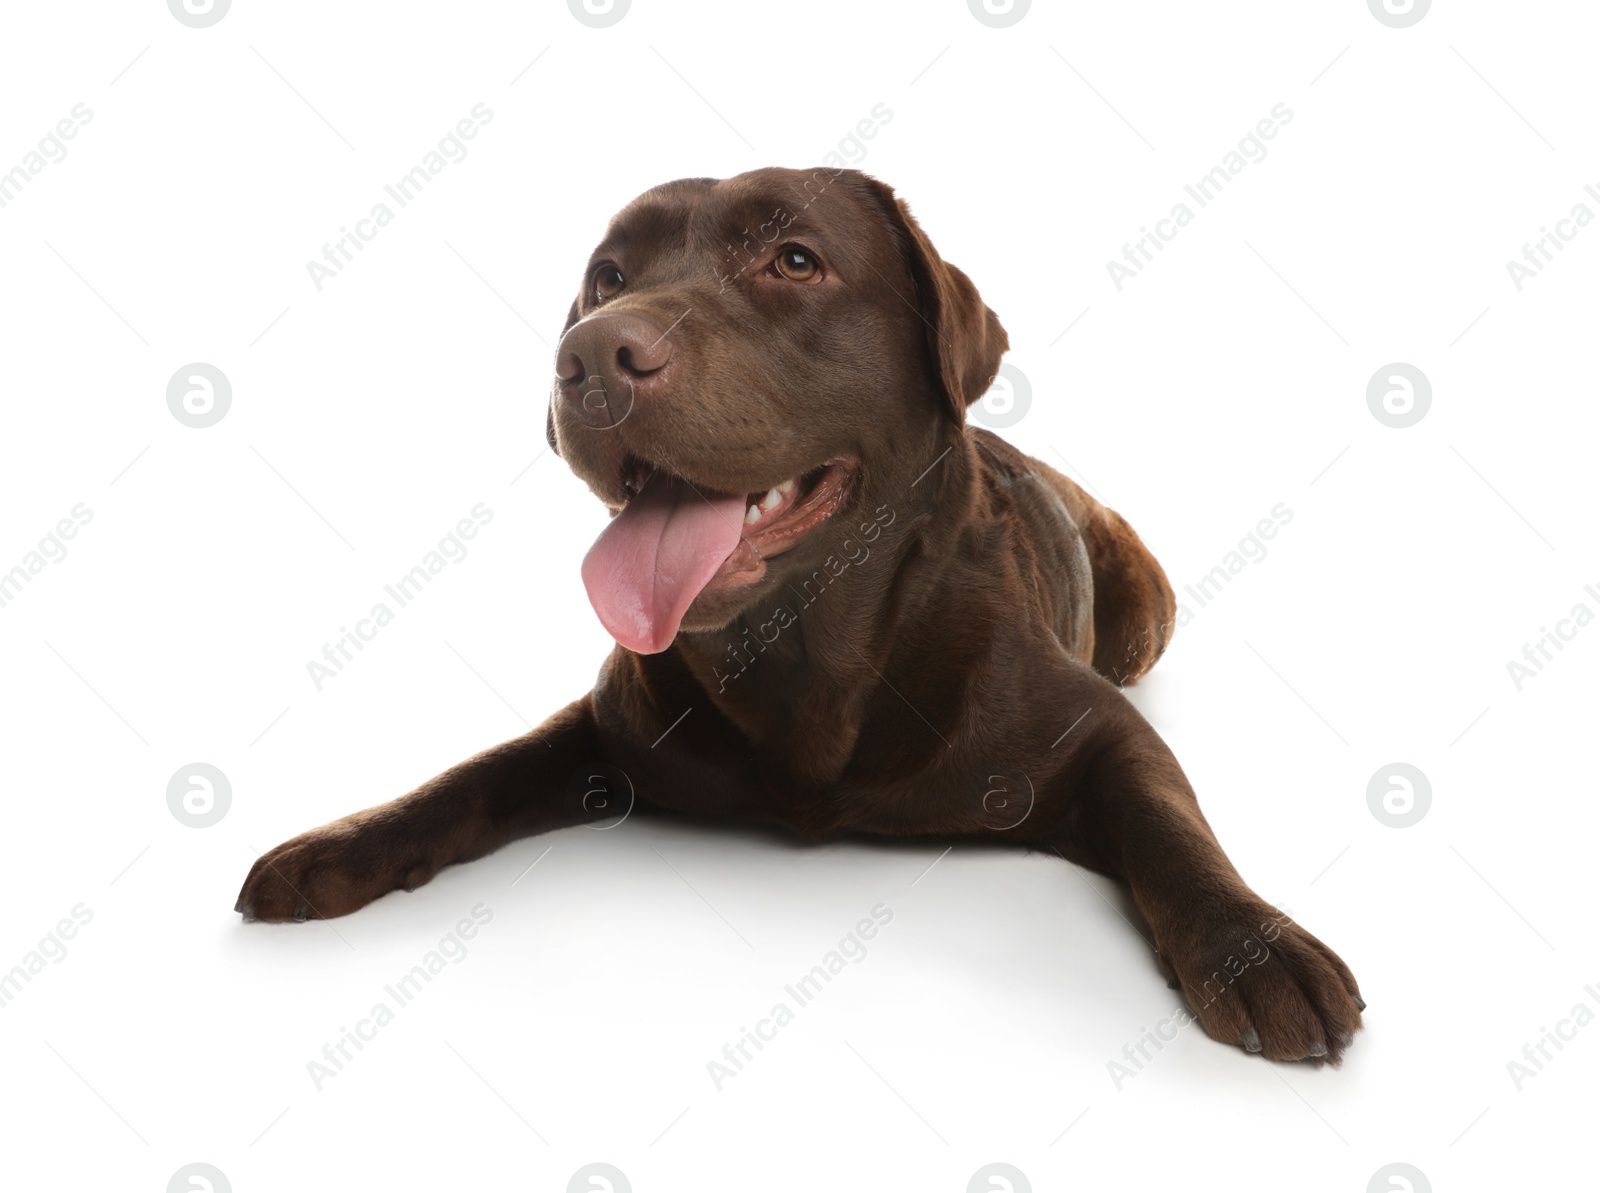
[238, 168, 1362, 1065]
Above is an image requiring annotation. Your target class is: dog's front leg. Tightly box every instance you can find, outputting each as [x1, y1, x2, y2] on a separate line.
[236, 695, 614, 922]
[1059, 724, 1365, 1063]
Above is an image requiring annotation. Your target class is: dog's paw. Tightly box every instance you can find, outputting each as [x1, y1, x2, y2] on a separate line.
[1160, 900, 1363, 1064]
[235, 816, 438, 923]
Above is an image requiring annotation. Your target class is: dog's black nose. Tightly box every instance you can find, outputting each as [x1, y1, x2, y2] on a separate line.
[556, 312, 676, 397]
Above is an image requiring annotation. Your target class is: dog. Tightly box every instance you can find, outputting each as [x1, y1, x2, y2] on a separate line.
[237, 167, 1363, 1064]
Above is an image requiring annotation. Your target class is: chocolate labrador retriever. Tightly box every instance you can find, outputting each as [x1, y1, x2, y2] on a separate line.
[238, 167, 1363, 1064]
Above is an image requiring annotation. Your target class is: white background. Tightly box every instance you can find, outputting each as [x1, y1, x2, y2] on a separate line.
[1, 2, 1596, 1190]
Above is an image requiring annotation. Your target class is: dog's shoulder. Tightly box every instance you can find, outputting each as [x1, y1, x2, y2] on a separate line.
[968, 428, 1081, 536]
[963, 428, 1096, 655]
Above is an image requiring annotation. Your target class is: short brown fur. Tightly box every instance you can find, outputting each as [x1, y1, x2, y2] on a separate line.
[239, 168, 1361, 1065]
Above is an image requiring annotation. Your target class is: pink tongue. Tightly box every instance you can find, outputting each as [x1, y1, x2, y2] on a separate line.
[581, 473, 747, 654]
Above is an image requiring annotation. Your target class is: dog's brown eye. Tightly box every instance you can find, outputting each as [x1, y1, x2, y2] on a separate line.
[593, 264, 625, 301]
[772, 246, 819, 282]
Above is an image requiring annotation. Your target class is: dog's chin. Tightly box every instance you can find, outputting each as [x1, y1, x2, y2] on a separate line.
[677, 582, 764, 634]
[672, 458, 858, 632]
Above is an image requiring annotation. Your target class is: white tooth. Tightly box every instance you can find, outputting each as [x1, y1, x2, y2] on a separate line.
[745, 503, 762, 525]
[759, 487, 783, 510]
[776, 478, 796, 495]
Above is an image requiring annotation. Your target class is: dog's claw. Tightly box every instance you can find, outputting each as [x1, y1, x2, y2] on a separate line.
[292, 906, 308, 922]
[1308, 1040, 1328, 1058]
[1241, 1027, 1262, 1053]
[1353, 995, 1367, 1012]
[1336, 1031, 1354, 1049]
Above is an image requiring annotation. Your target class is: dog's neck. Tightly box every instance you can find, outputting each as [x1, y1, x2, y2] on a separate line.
[670, 426, 982, 784]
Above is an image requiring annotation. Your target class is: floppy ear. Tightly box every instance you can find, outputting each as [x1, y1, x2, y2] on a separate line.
[545, 298, 583, 456]
[865, 181, 1009, 423]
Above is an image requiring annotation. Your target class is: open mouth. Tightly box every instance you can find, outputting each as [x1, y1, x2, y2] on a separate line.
[582, 458, 856, 654]
[721, 461, 855, 569]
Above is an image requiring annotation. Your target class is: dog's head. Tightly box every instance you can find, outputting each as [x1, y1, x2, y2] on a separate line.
[548, 167, 1008, 654]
